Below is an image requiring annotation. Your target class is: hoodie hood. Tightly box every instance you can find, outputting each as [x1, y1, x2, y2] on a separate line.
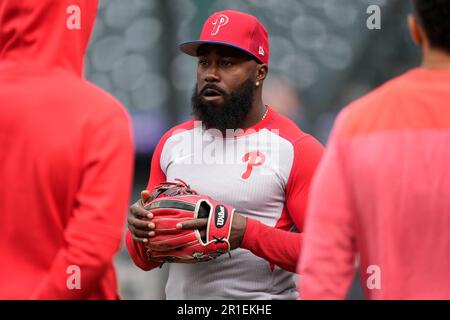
[0, 0, 98, 76]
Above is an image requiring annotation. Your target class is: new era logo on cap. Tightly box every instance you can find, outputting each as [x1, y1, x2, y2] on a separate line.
[259, 46, 264, 56]
[178, 10, 270, 65]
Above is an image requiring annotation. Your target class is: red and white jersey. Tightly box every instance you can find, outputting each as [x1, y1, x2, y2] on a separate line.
[127, 107, 323, 299]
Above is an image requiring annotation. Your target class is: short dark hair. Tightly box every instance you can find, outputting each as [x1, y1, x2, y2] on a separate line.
[412, 0, 450, 54]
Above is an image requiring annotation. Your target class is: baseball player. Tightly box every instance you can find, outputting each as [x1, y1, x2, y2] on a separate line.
[127, 10, 324, 299]
[298, 0, 450, 299]
[0, 0, 134, 299]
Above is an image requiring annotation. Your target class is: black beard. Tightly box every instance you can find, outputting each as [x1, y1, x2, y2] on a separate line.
[191, 79, 255, 134]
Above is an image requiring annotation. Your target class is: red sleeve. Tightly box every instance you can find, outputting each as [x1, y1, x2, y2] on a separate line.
[241, 136, 324, 272]
[126, 130, 168, 271]
[31, 112, 134, 299]
[298, 110, 356, 299]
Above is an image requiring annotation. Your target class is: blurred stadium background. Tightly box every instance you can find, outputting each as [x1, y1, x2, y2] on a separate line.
[85, 0, 420, 299]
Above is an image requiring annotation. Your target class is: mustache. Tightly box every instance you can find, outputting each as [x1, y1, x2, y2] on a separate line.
[192, 78, 255, 133]
[199, 84, 227, 96]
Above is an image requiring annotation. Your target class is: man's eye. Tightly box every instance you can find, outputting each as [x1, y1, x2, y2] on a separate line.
[199, 60, 208, 66]
[221, 60, 232, 67]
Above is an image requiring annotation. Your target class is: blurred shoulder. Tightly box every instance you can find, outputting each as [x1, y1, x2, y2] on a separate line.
[77, 79, 131, 121]
[339, 69, 420, 137]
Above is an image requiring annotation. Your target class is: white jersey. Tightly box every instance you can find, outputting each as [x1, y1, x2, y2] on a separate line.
[127, 107, 324, 299]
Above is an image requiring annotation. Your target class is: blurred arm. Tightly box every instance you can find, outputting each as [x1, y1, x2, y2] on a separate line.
[298, 110, 357, 300]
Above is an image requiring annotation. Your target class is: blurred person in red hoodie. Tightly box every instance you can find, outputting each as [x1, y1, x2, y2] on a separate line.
[298, 0, 450, 299]
[0, 0, 134, 299]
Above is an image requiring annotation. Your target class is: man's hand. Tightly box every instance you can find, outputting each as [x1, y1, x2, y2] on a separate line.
[127, 190, 154, 245]
[136, 179, 245, 264]
[176, 212, 247, 250]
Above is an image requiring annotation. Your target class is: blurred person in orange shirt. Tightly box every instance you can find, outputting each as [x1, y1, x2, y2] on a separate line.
[298, 0, 450, 299]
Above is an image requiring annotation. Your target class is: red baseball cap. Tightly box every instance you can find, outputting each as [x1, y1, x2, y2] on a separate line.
[179, 10, 270, 65]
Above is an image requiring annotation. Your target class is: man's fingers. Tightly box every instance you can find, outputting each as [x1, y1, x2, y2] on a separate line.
[131, 234, 148, 245]
[127, 216, 154, 231]
[128, 221, 149, 244]
[177, 218, 208, 230]
[130, 202, 153, 219]
[128, 224, 152, 238]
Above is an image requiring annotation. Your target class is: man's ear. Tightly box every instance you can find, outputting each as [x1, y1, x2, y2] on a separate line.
[408, 14, 424, 47]
[256, 64, 268, 83]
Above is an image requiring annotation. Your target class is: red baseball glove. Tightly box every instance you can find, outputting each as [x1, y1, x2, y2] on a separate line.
[143, 179, 235, 264]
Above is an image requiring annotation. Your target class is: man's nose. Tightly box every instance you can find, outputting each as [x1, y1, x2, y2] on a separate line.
[204, 65, 220, 82]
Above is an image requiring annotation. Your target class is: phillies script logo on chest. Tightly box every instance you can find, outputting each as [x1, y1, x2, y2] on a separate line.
[241, 151, 266, 180]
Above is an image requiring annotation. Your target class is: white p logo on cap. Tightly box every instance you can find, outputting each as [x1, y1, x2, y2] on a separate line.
[211, 14, 229, 36]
